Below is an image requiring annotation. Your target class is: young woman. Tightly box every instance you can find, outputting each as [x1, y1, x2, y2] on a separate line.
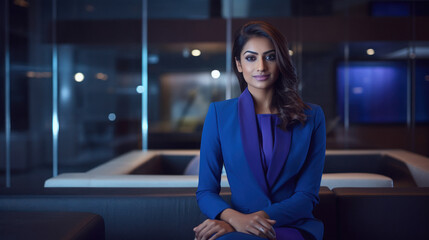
[194, 21, 326, 240]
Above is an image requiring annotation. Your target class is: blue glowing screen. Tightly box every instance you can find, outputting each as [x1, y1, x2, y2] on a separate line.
[337, 61, 408, 123]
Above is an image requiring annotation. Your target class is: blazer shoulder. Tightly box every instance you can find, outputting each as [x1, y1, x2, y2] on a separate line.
[304, 103, 325, 125]
[211, 98, 238, 113]
[305, 103, 323, 115]
[305, 103, 321, 111]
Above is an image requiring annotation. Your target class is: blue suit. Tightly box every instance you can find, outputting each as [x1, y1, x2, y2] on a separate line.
[197, 88, 326, 240]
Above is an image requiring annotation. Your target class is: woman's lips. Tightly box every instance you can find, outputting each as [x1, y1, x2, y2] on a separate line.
[253, 74, 270, 81]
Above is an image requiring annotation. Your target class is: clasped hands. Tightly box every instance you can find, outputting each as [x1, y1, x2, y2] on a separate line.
[193, 209, 276, 240]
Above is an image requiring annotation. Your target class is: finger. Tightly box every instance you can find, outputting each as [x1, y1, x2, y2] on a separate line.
[269, 227, 276, 239]
[264, 224, 276, 239]
[204, 228, 222, 240]
[199, 224, 220, 240]
[256, 225, 275, 240]
[208, 229, 225, 240]
[247, 225, 271, 239]
[194, 220, 209, 233]
[266, 219, 276, 225]
[256, 217, 274, 229]
[198, 225, 213, 240]
[261, 218, 276, 237]
[267, 228, 276, 240]
[246, 227, 261, 238]
[194, 224, 200, 232]
[257, 225, 275, 240]
[196, 223, 210, 240]
[255, 218, 276, 238]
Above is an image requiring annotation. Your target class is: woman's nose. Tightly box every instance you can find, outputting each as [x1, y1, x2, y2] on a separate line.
[257, 58, 266, 72]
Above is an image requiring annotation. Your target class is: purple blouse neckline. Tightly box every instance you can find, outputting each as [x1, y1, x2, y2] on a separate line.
[238, 87, 292, 192]
[256, 114, 277, 175]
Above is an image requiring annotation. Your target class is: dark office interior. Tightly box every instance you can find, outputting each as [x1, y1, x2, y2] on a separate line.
[1, 1, 429, 240]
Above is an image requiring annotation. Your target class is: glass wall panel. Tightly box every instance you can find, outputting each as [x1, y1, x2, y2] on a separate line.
[344, 0, 415, 151]
[147, 0, 226, 149]
[414, 41, 429, 156]
[57, 0, 142, 172]
[227, 0, 293, 18]
[299, 42, 345, 149]
[0, 0, 6, 187]
[0, 0, 54, 188]
[8, 0, 30, 177]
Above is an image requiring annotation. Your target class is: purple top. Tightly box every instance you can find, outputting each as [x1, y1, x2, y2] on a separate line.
[238, 88, 292, 193]
[256, 114, 278, 176]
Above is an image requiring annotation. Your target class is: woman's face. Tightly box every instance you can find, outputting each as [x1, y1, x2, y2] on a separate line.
[235, 36, 279, 93]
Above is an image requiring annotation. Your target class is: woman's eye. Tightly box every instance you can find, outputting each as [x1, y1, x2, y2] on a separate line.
[245, 56, 256, 62]
[266, 54, 276, 61]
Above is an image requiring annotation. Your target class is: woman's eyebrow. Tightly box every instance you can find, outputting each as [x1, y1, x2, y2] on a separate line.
[243, 49, 275, 55]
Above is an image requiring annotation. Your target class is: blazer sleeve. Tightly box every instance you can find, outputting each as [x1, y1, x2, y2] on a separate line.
[196, 103, 232, 219]
[263, 105, 326, 226]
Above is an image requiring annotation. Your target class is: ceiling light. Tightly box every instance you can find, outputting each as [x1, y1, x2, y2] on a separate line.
[191, 49, 201, 57]
[211, 70, 221, 79]
[367, 48, 375, 56]
[74, 72, 85, 82]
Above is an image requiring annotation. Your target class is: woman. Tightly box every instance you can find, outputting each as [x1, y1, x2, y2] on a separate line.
[194, 21, 326, 240]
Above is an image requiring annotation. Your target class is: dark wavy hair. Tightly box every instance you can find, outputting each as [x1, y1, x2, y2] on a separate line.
[232, 21, 309, 129]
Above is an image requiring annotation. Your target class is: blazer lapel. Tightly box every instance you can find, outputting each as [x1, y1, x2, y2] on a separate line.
[267, 124, 292, 187]
[238, 88, 269, 195]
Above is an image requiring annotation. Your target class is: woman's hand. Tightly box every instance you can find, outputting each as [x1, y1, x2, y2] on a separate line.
[220, 209, 277, 240]
[193, 219, 235, 240]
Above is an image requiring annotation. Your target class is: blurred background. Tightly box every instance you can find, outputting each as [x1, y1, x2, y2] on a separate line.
[1, 0, 429, 190]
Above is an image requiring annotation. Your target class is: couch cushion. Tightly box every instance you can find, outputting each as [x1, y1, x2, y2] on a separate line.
[321, 173, 393, 189]
[0, 211, 105, 240]
[0, 187, 334, 240]
[0, 193, 204, 240]
[333, 187, 429, 240]
[314, 187, 337, 240]
[44, 173, 230, 188]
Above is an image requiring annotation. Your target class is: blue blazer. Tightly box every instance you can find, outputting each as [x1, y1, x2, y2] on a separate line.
[196, 88, 326, 240]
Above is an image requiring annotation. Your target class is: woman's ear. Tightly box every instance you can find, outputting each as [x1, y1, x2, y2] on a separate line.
[235, 58, 243, 73]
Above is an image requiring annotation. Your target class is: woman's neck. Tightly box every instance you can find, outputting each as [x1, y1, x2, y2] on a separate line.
[248, 87, 277, 114]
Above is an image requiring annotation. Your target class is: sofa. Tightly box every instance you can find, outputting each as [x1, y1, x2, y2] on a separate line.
[1, 187, 428, 240]
[44, 149, 429, 189]
[3, 149, 429, 239]
[1, 187, 337, 240]
[0, 211, 105, 240]
[333, 187, 429, 240]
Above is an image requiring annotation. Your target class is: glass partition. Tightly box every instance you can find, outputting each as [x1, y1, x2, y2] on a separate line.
[147, 0, 227, 149]
[56, 0, 142, 172]
[414, 41, 429, 155]
[0, 0, 54, 188]
[343, 0, 415, 151]
[0, 0, 7, 188]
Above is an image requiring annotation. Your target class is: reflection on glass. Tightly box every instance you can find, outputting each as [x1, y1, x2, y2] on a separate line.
[56, 0, 143, 171]
[147, 32, 226, 148]
[108, 113, 116, 122]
